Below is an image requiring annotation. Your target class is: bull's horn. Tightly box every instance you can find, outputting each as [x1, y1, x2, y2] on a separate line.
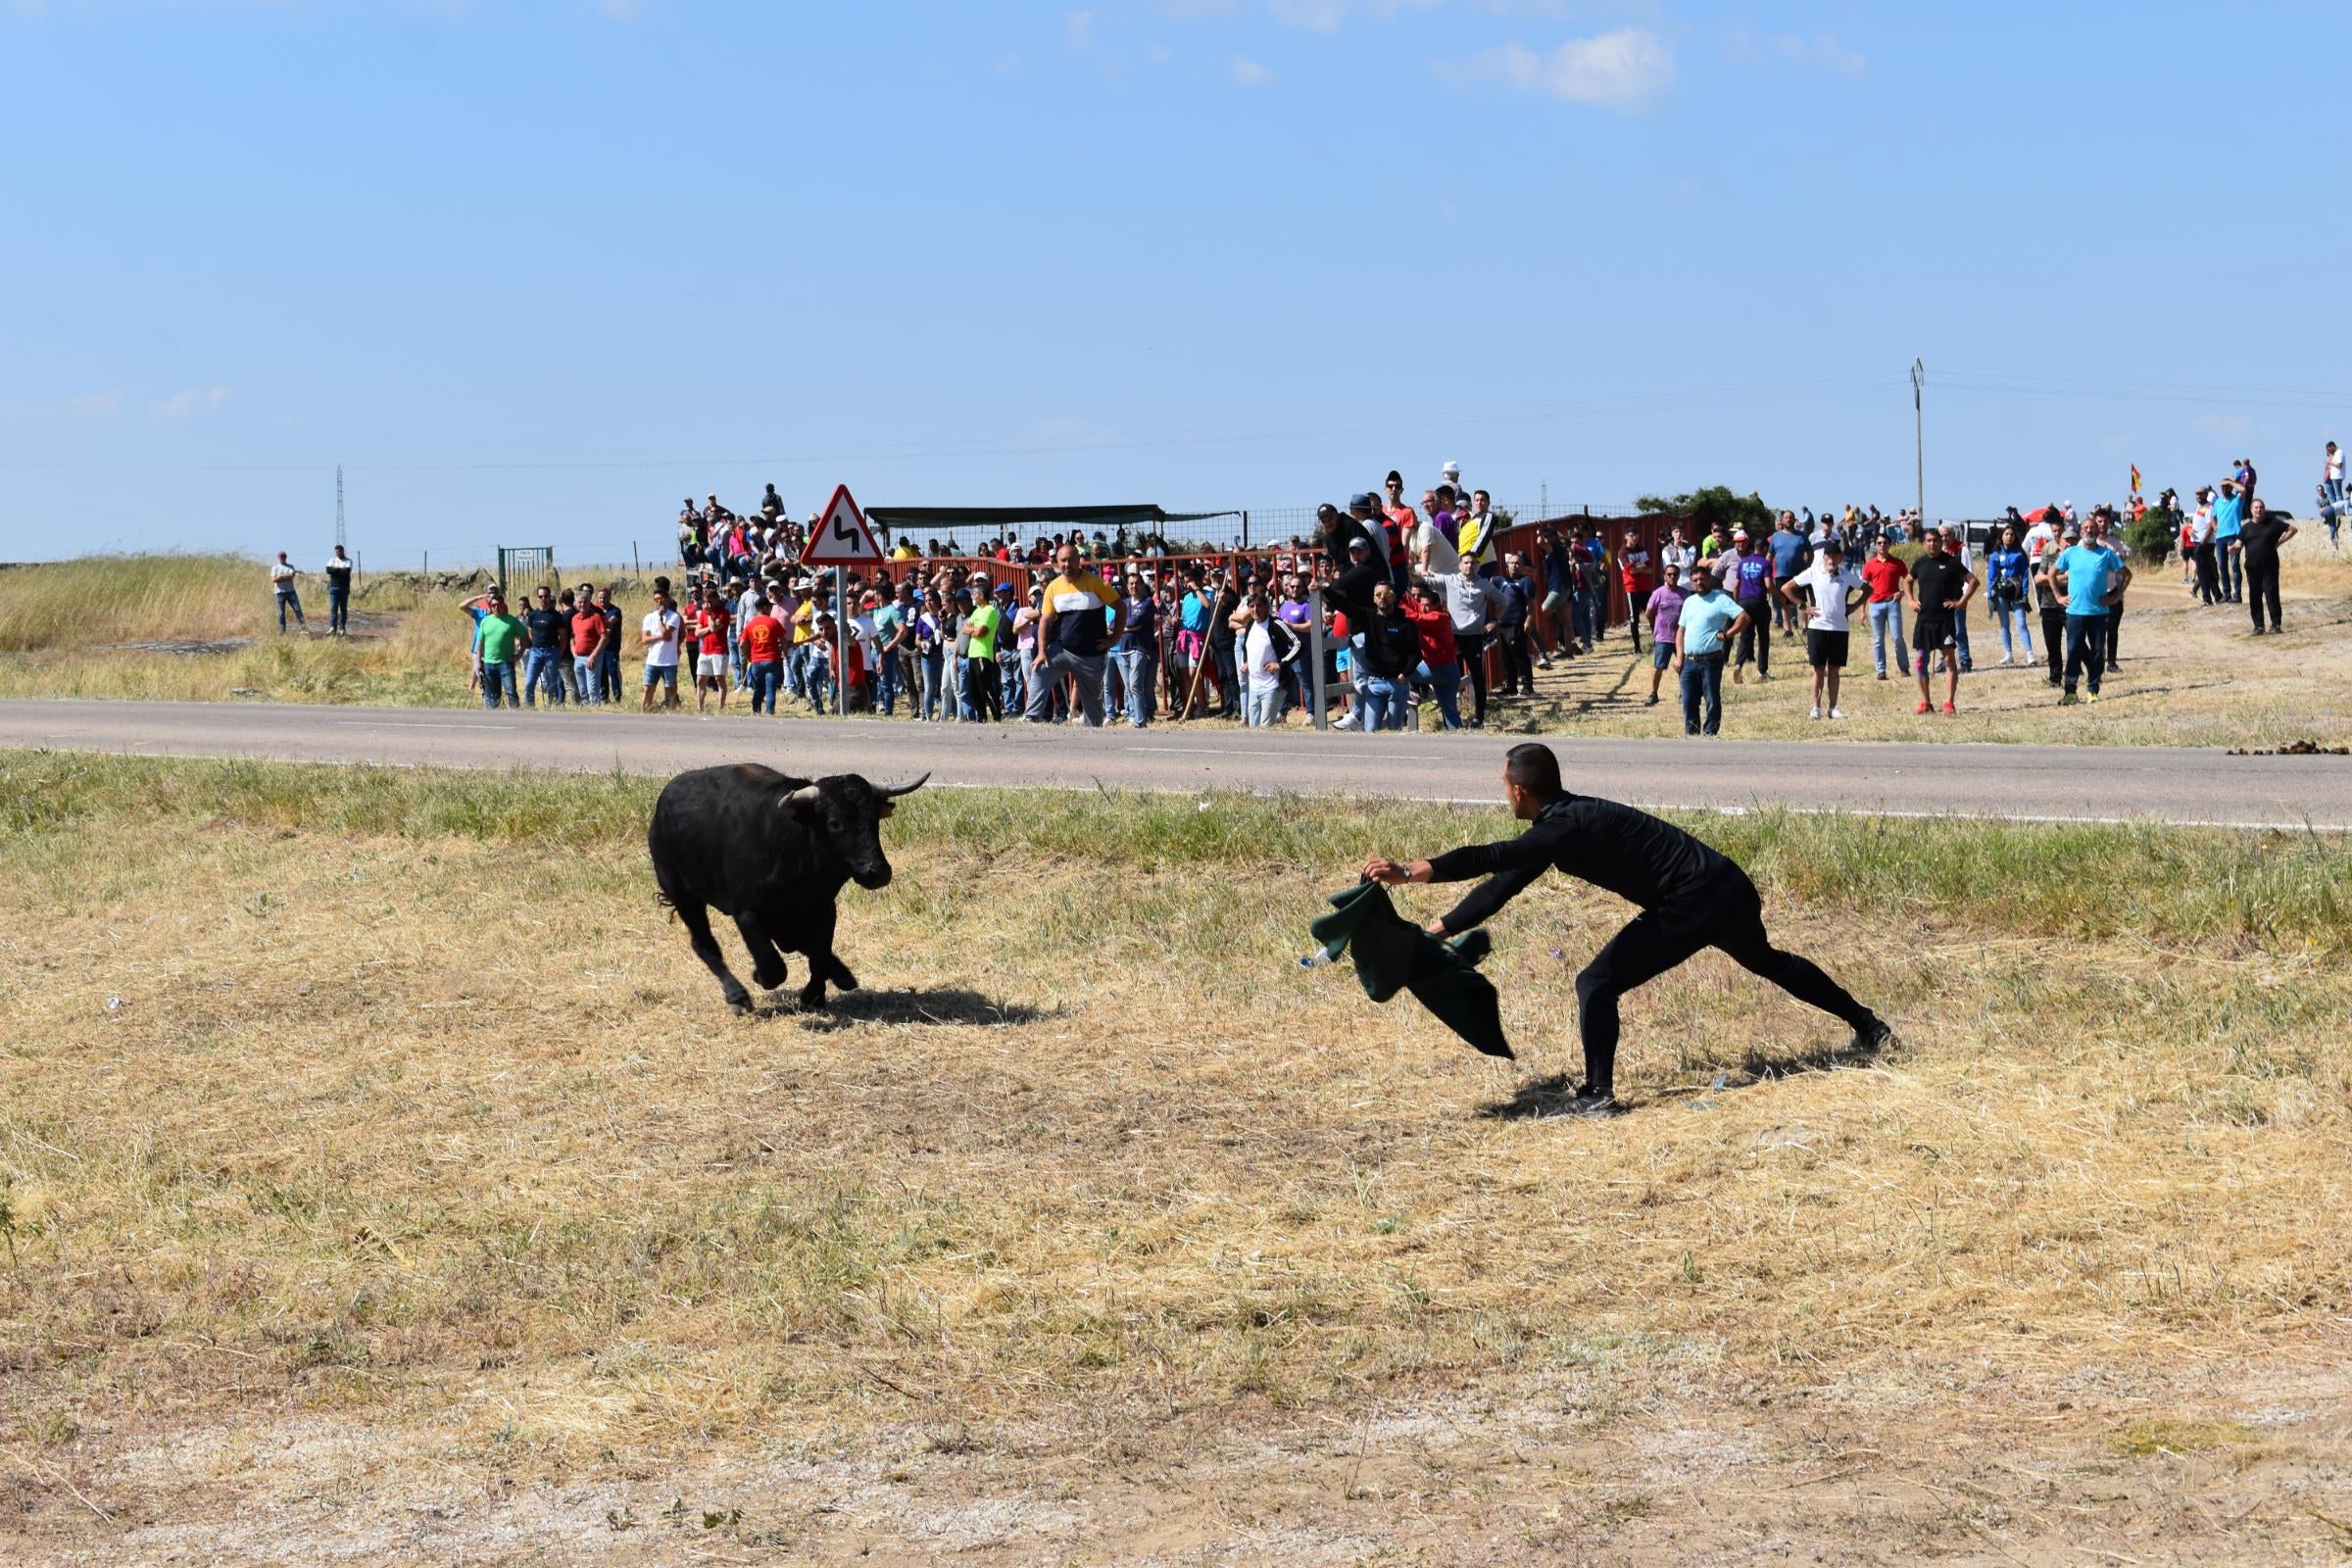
[782, 784, 822, 808]
[881, 772, 931, 799]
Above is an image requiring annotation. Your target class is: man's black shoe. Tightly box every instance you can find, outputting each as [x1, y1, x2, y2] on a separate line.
[1851, 1017, 1897, 1054]
[1548, 1088, 1625, 1119]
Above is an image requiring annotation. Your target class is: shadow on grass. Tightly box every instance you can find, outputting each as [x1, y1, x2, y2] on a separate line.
[786, 987, 1056, 1031]
[1477, 1038, 1886, 1119]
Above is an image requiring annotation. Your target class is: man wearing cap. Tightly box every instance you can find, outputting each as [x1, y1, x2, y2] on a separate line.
[1362, 742, 1893, 1118]
[1780, 538, 1865, 721]
[1379, 471, 1417, 584]
[1905, 526, 1976, 714]
[1718, 529, 1774, 683]
[2212, 477, 2246, 604]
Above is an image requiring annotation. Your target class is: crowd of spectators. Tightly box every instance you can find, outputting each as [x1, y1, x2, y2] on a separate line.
[451, 455, 2323, 730]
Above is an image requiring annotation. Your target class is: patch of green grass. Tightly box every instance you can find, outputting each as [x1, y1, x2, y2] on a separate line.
[2110, 1418, 2256, 1456]
[5, 749, 2348, 955]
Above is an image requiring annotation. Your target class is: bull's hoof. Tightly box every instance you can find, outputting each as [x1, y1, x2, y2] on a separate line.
[752, 956, 788, 990]
[726, 995, 755, 1017]
[831, 968, 859, 993]
[796, 986, 828, 1012]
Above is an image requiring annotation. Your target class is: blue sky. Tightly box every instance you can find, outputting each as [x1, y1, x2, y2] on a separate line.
[1, 0, 2341, 563]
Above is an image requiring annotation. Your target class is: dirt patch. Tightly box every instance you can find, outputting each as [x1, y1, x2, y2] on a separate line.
[95, 638, 255, 657]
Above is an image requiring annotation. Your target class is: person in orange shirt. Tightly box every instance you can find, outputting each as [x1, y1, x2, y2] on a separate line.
[741, 596, 785, 714]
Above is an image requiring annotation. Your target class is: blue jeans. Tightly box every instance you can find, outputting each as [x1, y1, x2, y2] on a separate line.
[1247, 686, 1281, 727]
[919, 650, 946, 719]
[600, 648, 620, 702]
[1680, 651, 1724, 734]
[571, 654, 603, 704]
[999, 650, 1028, 715]
[276, 588, 304, 631]
[1571, 589, 1597, 649]
[522, 648, 566, 706]
[746, 660, 780, 714]
[326, 585, 349, 634]
[1354, 672, 1405, 731]
[1953, 607, 1973, 671]
[729, 631, 747, 688]
[874, 651, 900, 715]
[2063, 614, 2108, 695]
[1414, 660, 1462, 729]
[2220, 539, 2244, 600]
[1992, 601, 2034, 659]
[479, 661, 518, 709]
[1114, 648, 1157, 727]
[785, 645, 810, 701]
[1867, 599, 1909, 676]
[805, 651, 832, 714]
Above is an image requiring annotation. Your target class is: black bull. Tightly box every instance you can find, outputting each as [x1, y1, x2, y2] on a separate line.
[648, 764, 927, 1012]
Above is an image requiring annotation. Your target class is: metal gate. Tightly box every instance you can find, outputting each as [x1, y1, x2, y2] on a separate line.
[497, 545, 559, 595]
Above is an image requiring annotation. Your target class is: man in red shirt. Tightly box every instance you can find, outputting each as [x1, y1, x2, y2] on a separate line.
[1858, 534, 1911, 680]
[693, 585, 732, 713]
[1401, 579, 1464, 729]
[568, 587, 608, 703]
[1617, 527, 1654, 652]
[1380, 469, 1417, 588]
[740, 595, 785, 714]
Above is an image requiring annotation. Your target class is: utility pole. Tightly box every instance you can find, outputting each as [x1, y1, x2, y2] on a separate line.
[335, 465, 346, 549]
[1910, 360, 1926, 530]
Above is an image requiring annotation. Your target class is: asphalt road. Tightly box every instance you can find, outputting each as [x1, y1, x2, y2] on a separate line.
[1, 698, 2345, 828]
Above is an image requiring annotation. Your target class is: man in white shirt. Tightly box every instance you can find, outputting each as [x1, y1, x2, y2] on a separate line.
[639, 586, 684, 711]
[270, 552, 306, 634]
[1778, 537, 1866, 720]
[1242, 593, 1282, 728]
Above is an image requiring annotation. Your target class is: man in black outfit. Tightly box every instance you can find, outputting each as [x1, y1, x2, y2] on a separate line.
[1363, 743, 1893, 1116]
[2237, 499, 2296, 635]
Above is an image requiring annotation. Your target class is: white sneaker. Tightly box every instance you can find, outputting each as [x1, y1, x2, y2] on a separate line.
[1335, 712, 1359, 730]
[1996, 655, 2013, 665]
[1829, 706, 1844, 719]
[1809, 706, 1821, 720]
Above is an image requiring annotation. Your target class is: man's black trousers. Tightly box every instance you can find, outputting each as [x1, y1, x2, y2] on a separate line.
[2037, 606, 2066, 683]
[1734, 598, 1771, 675]
[1572, 870, 1872, 1099]
[1454, 630, 1490, 724]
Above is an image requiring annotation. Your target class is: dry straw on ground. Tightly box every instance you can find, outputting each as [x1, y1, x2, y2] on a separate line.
[2, 753, 2349, 1563]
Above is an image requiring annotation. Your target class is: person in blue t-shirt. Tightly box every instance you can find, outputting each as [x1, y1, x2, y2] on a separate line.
[1673, 564, 1749, 737]
[2211, 478, 2246, 604]
[2049, 523, 2125, 701]
[1765, 513, 1812, 637]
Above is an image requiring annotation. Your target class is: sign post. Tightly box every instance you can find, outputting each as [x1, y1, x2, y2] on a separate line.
[799, 483, 885, 719]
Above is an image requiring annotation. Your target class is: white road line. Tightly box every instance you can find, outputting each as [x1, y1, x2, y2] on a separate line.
[333, 721, 516, 731]
[1134, 745, 1458, 760]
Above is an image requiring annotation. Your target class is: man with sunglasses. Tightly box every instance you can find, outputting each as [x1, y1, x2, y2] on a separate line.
[521, 586, 569, 708]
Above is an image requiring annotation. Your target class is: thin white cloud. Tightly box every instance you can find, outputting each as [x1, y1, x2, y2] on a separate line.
[593, 0, 649, 17]
[150, 386, 232, 422]
[1726, 25, 1864, 77]
[1442, 27, 1673, 108]
[1231, 53, 1273, 85]
[2193, 413, 2253, 439]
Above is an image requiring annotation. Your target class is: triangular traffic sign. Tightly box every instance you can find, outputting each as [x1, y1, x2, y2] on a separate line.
[800, 483, 885, 566]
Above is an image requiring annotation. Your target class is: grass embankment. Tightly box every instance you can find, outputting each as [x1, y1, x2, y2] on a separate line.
[0, 554, 631, 709]
[3, 752, 2349, 1561]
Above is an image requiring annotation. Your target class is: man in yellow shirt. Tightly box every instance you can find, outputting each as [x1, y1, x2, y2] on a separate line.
[1027, 542, 1125, 726]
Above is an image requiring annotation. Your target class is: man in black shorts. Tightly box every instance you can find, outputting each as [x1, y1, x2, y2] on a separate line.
[1363, 743, 1894, 1117]
[1904, 527, 1976, 715]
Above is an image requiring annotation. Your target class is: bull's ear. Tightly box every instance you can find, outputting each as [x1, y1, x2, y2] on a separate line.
[781, 785, 822, 818]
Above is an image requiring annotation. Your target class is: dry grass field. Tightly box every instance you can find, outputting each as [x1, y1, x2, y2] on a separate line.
[3, 545, 2348, 750]
[3, 752, 2350, 1565]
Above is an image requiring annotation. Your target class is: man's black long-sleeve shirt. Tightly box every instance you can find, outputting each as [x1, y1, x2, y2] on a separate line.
[1426, 793, 1737, 934]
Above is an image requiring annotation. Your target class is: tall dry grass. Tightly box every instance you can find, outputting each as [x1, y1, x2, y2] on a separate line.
[0, 553, 265, 651]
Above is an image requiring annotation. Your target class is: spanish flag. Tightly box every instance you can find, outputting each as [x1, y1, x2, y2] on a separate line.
[2131, 465, 2142, 496]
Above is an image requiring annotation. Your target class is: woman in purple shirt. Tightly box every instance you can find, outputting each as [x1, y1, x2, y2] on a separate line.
[1642, 563, 1688, 708]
